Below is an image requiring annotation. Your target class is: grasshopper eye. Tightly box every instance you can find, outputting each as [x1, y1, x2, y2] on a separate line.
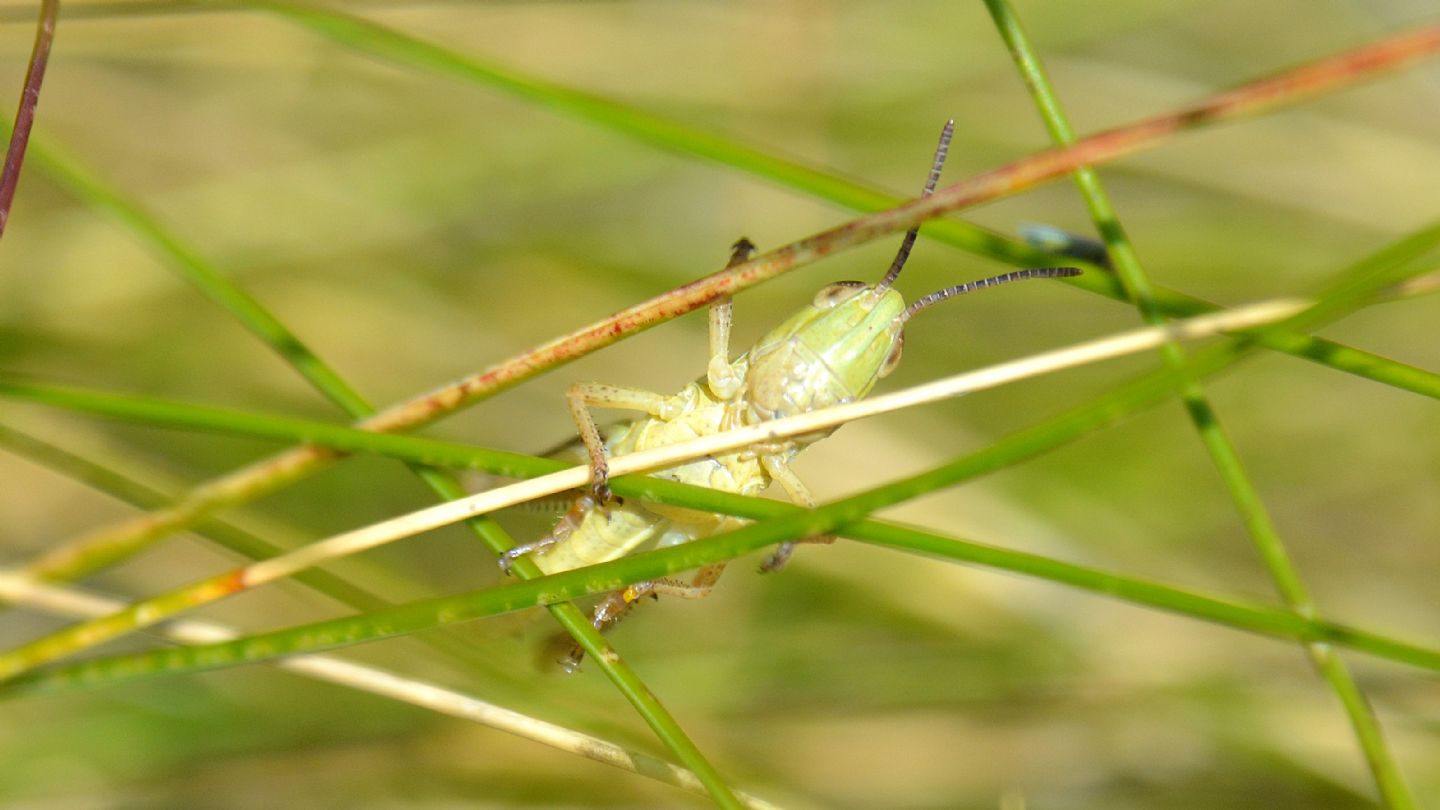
[878, 333, 904, 378]
[813, 281, 867, 309]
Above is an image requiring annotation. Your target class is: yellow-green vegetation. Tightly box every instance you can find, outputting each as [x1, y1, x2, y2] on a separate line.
[1, 2, 1438, 807]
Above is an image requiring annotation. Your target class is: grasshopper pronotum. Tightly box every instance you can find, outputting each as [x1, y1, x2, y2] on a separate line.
[500, 121, 1079, 667]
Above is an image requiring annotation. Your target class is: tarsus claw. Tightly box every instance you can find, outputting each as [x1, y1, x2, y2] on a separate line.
[497, 548, 524, 575]
[559, 648, 585, 673]
[590, 460, 614, 506]
[759, 541, 795, 573]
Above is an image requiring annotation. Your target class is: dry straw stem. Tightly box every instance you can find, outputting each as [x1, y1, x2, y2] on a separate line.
[0, 0, 58, 237]
[254, 298, 1302, 581]
[0, 572, 781, 810]
[28, 21, 1440, 585]
[0, 295, 1312, 679]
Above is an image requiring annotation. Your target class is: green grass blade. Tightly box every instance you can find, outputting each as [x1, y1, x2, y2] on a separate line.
[18, 120, 740, 807]
[0, 335, 1280, 682]
[0, 423, 524, 678]
[6, 195, 1439, 477]
[14, 431, 1440, 695]
[1, 325, 1429, 691]
[5, 193, 1437, 531]
[0, 380, 557, 478]
[982, 1, 1415, 805]
[2, 206, 1436, 577]
[0, 418, 742, 806]
[24, 136, 372, 418]
[0, 423, 387, 612]
[220, 1, 1440, 401]
[26, 36, 1440, 599]
[12, 311, 1440, 695]
[8, 18, 1428, 795]
[11, 206, 1436, 693]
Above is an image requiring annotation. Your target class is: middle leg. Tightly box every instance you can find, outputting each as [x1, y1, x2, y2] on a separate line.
[760, 453, 835, 572]
[566, 382, 674, 504]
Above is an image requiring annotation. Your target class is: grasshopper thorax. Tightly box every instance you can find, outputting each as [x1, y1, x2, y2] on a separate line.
[744, 283, 906, 424]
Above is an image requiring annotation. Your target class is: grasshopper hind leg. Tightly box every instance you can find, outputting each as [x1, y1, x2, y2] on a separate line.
[560, 558, 730, 671]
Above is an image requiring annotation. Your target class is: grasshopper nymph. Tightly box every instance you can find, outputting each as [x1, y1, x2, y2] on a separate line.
[500, 120, 1079, 668]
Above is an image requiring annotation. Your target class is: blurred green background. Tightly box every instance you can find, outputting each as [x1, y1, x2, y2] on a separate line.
[1, 0, 1439, 806]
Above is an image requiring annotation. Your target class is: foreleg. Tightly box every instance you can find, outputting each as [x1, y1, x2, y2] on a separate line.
[567, 382, 674, 504]
[760, 454, 835, 572]
[705, 237, 756, 402]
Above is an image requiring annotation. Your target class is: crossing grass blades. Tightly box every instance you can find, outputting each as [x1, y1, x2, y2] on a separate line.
[498, 121, 1080, 669]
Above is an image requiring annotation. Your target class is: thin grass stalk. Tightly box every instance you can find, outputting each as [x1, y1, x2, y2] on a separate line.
[28, 21, 1440, 587]
[17, 129, 738, 805]
[216, 1, 1440, 401]
[15, 514, 1440, 694]
[2, 244, 1434, 683]
[981, 2, 1415, 805]
[0, 424, 391, 612]
[0, 302, 1415, 515]
[0, 296, 1323, 477]
[5, 216, 1439, 493]
[0, 573, 781, 810]
[0, 389, 740, 762]
[7, 204, 1436, 694]
[0, 297, 1312, 679]
[0, 429, 744, 807]
[13, 144, 1428, 409]
[9, 285, 1439, 492]
[8, 7, 1428, 801]
[24, 137, 374, 415]
[0, 423, 545, 679]
[280, 5, 1440, 434]
[12, 348, 1440, 691]
[0, 421, 529, 680]
[9, 250, 1440, 688]
[0, 0, 57, 238]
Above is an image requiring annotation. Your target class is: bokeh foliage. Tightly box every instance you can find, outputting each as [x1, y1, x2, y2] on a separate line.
[1, 1, 1439, 807]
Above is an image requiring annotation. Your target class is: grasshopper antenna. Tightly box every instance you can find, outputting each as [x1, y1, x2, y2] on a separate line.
[899, 267, 1082, 323]
[876, 118, 954, 293]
